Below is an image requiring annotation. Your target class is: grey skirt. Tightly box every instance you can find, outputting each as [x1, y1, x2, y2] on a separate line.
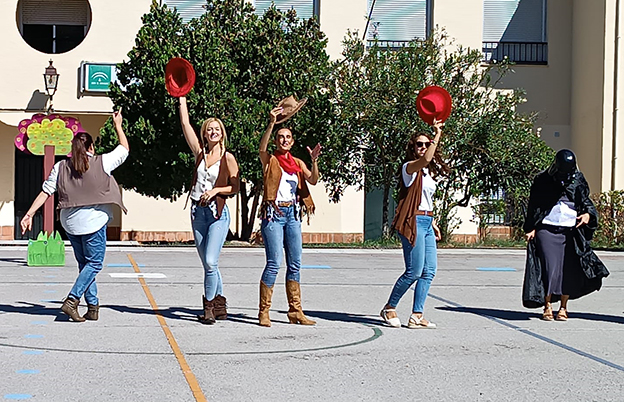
[535, 224, 575, 296]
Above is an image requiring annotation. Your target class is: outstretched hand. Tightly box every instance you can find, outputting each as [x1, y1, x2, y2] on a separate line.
[432, 118, 443, 134]
[307, 143, 322, 162]
[20, 215, 32, 235]
[269, 107, 283, 124]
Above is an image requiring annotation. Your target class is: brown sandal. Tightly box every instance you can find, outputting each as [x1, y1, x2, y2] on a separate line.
[556, 308, 568, 321]
[542, 306, 554, 321]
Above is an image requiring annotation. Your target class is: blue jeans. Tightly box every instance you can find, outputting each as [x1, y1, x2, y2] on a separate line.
[260, 205, 302, 287]
[191, 203, 230, 300]
[66, 224, 107, 306]
[387, 216, 437, 313]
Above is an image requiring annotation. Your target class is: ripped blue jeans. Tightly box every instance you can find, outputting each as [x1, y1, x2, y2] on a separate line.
[260, 205, 302, 288]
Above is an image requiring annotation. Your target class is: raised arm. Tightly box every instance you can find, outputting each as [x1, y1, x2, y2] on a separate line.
[259, 107, 283, 168]
[112, 109, 129, 151]
[302, 143, 321, 185]
[179, 96, 202, 157]
[405, 119, 443, 175]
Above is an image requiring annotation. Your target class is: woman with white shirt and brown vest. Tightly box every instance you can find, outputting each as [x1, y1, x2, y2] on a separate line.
[178, 96, 240, 325]
[257, 97, 321, 327]
[20, 110, 129, 322]
[380, 119, 449, 329]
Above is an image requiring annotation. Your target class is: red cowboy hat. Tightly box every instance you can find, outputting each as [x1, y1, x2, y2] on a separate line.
[165, 58, 196, 97]
[416, 86, 452, 126]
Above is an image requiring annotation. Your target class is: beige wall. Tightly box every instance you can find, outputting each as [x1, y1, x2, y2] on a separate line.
[320, 0, 368, 59]
[434, 0, 483, 51]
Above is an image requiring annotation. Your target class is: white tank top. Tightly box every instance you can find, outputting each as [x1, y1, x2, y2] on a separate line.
[275, 169, 298, 203]
[190, 158, 220, 202]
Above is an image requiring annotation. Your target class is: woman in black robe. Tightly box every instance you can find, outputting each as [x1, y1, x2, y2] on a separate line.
[523, 149, 609, 321]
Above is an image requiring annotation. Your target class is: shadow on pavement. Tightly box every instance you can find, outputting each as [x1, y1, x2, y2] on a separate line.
[0, 301, 69, 321]
[0, 257, 28, 266]
[304, 310, 386, 326]
[437, 306, 624, 324]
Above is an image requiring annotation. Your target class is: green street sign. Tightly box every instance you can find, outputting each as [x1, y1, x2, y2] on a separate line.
[81, 62, 117, 93]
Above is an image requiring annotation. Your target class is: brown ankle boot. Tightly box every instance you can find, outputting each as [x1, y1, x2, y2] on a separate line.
[61, 297, 85, 322]
[285, 280, 316, 325]
[83, 304, 99, 321]
[213, 295, 227, 320]
[198, 296, 215, 325]
[258, 282, 273, 327]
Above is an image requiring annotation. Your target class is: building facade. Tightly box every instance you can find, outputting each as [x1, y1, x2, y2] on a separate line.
[0, 0, 621, 241]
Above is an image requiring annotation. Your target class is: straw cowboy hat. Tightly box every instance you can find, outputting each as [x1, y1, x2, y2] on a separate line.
[165, 58, 196, 97]
[275, 95, 307, 124]
[416, 86, 452, 125]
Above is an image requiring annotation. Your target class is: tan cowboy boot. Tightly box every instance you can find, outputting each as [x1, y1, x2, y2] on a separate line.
[258, 282, 273, 327]
[213, 294, 227, 320]
[198, 296, 215, 325]
[61, 297, 85, 322]
[83, 304, 99, 321]
[285, 280, 316, 325]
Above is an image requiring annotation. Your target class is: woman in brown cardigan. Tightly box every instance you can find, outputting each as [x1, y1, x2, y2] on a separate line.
[257, 103, 321, 327]
[179, 96, 240, 324]
[380, 119, 448, 329]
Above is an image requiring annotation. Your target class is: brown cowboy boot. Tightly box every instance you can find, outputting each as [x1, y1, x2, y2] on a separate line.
[213, 295, 227, 320]
[198, 296, 215, 325]
[83, 304, 99, 321]
[258, 282, 273, 327]
[61, 296, 85, 322]
[285, 280, 316, 325]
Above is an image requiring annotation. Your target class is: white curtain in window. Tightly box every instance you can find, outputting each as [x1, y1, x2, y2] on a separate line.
[253, 0, 314, 20]
[483, 0, 546, 42]
[162, 0, 207, 22]
[21, 0, 90, 25]
[367, 0, 427, 41]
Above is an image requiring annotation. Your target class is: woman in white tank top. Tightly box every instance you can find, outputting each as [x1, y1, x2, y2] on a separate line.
[179, 96, 240, 325]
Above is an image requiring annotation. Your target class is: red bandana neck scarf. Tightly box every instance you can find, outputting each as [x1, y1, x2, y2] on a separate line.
[275, 151, 302, 175]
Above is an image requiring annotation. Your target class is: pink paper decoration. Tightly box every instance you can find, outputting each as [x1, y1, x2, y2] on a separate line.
[14, 114, 83, 155]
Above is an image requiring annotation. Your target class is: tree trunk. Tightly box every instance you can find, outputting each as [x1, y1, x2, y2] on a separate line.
[381, 182, 391, 238]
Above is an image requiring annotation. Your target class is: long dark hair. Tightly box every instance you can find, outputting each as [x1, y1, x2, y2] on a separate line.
[70, 132, 94, 175]
[405, 132, 450, 178]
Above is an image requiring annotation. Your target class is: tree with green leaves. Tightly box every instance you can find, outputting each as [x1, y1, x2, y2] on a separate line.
[331, 30, 554, 240]
[98, 0, 348, 240]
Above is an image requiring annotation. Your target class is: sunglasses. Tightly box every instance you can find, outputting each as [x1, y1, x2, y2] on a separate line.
[416, 141, 431, 148]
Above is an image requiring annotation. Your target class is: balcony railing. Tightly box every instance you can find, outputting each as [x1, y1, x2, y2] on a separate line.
[482, 42, 548, 65]
[366, 40, 414, 50]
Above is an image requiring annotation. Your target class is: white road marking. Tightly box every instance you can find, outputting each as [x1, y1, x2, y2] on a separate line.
[109, 273, 167, 279]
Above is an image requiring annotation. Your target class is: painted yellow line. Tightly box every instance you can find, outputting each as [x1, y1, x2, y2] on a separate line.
[127, 254, 207, 402]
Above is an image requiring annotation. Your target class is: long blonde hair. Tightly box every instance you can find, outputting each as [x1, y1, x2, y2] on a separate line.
[200, 118, 228, 152]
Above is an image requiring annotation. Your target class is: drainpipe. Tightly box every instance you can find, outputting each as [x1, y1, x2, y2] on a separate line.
[611, 0, 621, 191]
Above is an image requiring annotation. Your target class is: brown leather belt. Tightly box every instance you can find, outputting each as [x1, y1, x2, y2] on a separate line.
[415, 210, 434, 217]
[277, 201, 293, 207]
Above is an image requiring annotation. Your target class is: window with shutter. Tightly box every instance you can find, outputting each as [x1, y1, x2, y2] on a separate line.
[482, 0, 547, 64]
[366, 0, 429, 45]
[17, 0, 92, 54]
[162, 0, 207, 22]
[253, 0, 318, 20]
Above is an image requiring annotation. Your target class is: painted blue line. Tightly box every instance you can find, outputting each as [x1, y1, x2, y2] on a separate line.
[23, 335, 44, 339]
[44, 290, 57, 293]
[476, 267, 516, 272]
[428, 293, 624, 373]
[301, 265, 331, 269]
[43, 283, 59, 286]
[4, 395, 32, 400]
[22, 351, 44, 355]
[39, 299, 57, 303]
[30, 321, 48, 325]
[44, 275, 56, 278]
[107, 263, 145, 267]
[16, 370, 39, 375]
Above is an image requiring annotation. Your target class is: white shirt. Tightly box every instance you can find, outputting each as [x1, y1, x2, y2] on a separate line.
[276, 169, 298, 203]
[542, 199, 577, 227]
[402, 164, 436, 212]
[42, 145, 129, 235]
[190, 159, 220, 202]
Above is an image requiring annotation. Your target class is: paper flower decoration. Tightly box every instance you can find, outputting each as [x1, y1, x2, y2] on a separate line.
[14, 114, 83, 156]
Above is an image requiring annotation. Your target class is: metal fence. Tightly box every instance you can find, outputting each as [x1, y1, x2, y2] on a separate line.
[482, 42, 548, 65]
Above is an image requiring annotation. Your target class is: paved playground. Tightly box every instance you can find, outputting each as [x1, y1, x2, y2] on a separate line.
[0, 246, 623, 401]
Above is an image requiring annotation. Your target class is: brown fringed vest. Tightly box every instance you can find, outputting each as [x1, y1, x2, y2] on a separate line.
[57, 155, 127, 213]
[391, 170, 424, 246]
[262, 154, 315, 218]
[185, 151, 232, 218]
